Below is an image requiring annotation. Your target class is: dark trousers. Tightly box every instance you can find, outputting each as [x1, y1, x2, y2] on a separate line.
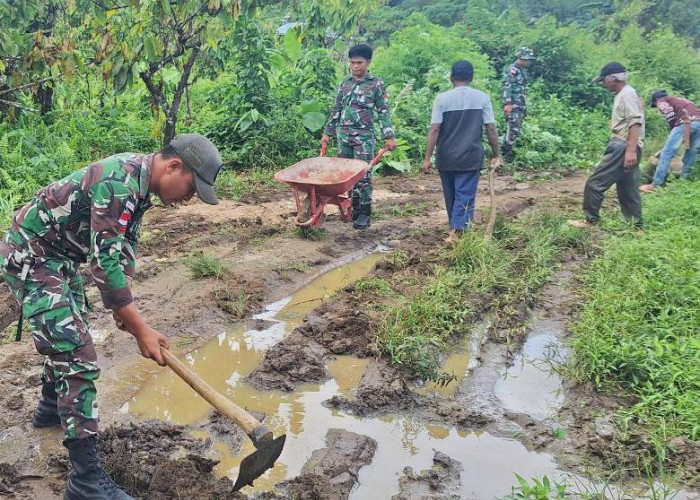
[583, 138, 643, 227]
[438, 169, 481, 230]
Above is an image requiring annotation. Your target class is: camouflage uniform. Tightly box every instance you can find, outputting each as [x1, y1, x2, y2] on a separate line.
[323, 73, 395, 215]
[502, 48, 534, 161]
[0, 153, 152, 440]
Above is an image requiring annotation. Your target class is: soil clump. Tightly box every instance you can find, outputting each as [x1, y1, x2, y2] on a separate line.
[99, 421, 245, 500]
[259, 429, 377, 500]
[327, 360, 415, 416]
[245, 330, 329, 391]
[392, 452, 463, 500]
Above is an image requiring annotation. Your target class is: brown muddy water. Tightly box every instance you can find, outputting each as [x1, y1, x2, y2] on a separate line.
[116, 254, 696, 500]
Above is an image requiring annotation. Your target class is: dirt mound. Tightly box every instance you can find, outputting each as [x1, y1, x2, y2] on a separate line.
[245, 330, 329, 391]
[99, 421, 244, 500]
[393, 452, 463, 500]
[261, 428, 377, 500]
[427, 399, 493, 430]
[0, 287, 19, 331]
[666, 437, 700, 488]
[213, 272, 265, 319]
[557, 383, 699, 487]
[0, 462, 25, 496]
[354, 360, 413, 413]
[327, 360, 415, 416]
[301, 298, 378, 357]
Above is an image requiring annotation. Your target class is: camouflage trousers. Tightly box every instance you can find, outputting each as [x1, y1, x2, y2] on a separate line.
[503, 106, 526, 159]
[1, 242, 100, 441]
[337, 131, 375, 213]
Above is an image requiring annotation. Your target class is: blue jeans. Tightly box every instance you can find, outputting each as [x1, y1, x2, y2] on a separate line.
[653, 121, 700, 186]
[438, 169, 480, 230]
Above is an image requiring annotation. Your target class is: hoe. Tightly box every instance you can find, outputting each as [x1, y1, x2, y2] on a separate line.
[160, 347, 286, 491]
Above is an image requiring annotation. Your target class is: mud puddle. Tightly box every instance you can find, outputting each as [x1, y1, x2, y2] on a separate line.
[452, 263, 698, 500]
[495, 320, 568, 421]
[122, 251, 384, 486]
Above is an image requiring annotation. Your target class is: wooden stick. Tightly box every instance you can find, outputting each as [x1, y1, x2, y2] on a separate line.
[484, 167, 497, 242]
[159, 346, 271, 445]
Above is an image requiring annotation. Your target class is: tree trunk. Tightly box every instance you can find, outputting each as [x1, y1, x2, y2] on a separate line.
[35, 82, 54, 114]
[159, 46, 200, 145]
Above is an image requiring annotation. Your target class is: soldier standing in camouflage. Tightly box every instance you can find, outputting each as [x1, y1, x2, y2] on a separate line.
[502, 47, 536, 163]
[0, 133, 222, 500]
[321, 43, 397, 230]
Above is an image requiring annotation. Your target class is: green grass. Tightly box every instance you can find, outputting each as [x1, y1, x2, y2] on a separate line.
[354, 277, 395, 296]
[214, 167, 278, 200]
[294, 226, 326, 241]
[570, 181, 700, 442]
[377, 210, 590, 381]
[183, 252, 228, 279]
[500, 473, 681, 500]
[388, 201, 432, 218]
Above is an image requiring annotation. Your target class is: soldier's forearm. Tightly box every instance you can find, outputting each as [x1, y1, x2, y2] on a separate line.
[114, 302, 149, 338]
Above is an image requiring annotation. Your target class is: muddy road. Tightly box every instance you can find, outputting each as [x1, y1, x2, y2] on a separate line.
[0, 171, 697, 500]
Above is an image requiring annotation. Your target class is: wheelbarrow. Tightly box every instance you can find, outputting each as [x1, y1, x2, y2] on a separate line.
[274, 145, 388, 227]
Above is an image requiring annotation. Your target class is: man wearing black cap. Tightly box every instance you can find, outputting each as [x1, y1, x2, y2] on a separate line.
[0, 132, 222, 499]
[640, 91, 700, 192]
[422, 60, 502, 243]
[569, 62, 645, 229]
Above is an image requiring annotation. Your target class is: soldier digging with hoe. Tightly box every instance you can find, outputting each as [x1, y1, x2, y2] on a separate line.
[321, 43, 397, 230]
[0, 133, 223, 500]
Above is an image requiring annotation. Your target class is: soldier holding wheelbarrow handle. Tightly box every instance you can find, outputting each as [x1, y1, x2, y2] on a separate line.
[321, 43, 397, 230]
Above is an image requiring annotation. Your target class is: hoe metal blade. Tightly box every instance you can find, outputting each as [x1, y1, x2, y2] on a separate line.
[232, 434, 287, 492]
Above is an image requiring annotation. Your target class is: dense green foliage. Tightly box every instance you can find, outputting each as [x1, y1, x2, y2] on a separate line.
[1, 0, 700, 232]
[571, 182, 700, 441]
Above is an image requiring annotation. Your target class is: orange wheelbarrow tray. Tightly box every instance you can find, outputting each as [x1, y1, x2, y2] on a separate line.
[274, 147, 388, 227]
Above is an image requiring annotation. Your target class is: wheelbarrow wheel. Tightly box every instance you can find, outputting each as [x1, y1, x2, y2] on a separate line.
[298, 194, 324, 226]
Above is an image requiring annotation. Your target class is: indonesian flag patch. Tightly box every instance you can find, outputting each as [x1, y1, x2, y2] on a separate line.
[118, 211, 132, 233]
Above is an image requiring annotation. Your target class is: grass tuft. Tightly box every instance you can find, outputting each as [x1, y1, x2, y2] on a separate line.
[184, 252, 228, 279]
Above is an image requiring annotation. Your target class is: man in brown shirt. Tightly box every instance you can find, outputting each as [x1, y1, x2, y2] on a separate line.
[640, 90, 700, 192]
[569, 62, 644, 229]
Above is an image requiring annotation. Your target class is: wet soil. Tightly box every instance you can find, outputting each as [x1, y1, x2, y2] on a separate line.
[3, 171, 696, 498]
[393, 452, 463, 500]
[100, 421, 244, 500]
[260, 429, 377, 500]
[327, 360, 415, 416]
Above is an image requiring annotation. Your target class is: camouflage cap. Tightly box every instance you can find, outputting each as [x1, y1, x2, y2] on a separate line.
[169, 133, 222, 205]
[516, 47, 536, 60]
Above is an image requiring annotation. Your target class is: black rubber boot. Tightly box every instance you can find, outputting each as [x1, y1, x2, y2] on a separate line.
[353, 205, 371, 230]
[351, 196, 361, 222]
[33, 381, 62, 428]
[502, 144, 515, 164]
[64, 437, 134, 500]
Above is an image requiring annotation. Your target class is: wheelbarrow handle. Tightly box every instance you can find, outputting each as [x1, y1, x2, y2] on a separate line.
[369, 147, 390, 167]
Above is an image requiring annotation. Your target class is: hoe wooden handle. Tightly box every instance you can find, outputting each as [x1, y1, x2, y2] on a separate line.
[160, 346, 273, 447]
